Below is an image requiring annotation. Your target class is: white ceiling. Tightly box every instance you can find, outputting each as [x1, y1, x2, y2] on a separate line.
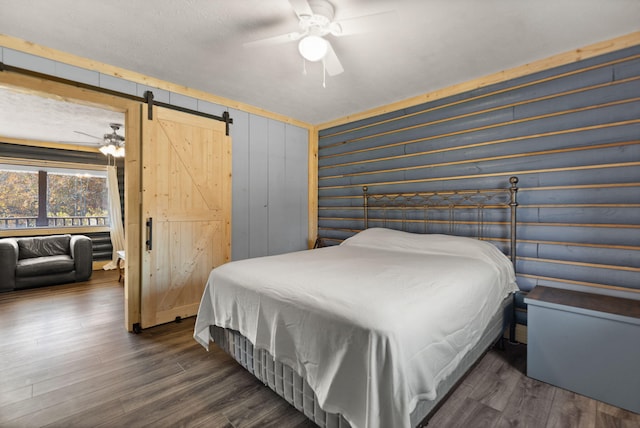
[0, 88, 124, 147]
[0, 0, 638, 146]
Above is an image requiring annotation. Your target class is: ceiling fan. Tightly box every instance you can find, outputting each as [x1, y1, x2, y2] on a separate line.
[74, 123, 125, 157]
[245, 0, 391, 79]
[99, 123, 125, 157]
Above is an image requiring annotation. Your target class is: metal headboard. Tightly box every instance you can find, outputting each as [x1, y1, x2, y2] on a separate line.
[363, 177, 519, 264]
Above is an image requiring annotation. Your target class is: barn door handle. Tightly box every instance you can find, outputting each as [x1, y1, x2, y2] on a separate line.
[145, 218, 153, 251]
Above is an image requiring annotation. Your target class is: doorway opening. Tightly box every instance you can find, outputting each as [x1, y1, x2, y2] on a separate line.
[0, 71, 141, 331]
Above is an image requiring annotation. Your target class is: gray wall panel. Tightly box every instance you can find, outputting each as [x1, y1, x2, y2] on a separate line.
[513, 79, 640, 120]
[285, 125, 310, 251]
[229, 109, 251, 261]
[248, 115, 270, 258]
[267, 121, 287, 255]
[615, 57, 640, 79]
[538, 244, 640, 268]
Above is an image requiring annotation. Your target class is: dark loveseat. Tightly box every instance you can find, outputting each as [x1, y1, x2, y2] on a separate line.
[0, 234, 93, 292]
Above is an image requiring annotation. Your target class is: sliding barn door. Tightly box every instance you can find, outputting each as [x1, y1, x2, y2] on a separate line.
[140, 105, 231, 329]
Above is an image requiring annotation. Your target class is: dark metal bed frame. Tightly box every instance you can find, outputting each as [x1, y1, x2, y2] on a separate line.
[363, 176, 519, 264]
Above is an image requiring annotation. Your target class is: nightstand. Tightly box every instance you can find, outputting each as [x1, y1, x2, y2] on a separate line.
[525, 286, 640, 414]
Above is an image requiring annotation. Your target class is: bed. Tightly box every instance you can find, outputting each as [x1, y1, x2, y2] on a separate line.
[194, 177, 520, 428]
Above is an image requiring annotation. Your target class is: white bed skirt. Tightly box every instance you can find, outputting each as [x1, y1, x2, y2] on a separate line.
[208, 295, 513, 427]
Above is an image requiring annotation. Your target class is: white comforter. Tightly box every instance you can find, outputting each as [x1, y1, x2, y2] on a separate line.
[194, 228, 517, 428]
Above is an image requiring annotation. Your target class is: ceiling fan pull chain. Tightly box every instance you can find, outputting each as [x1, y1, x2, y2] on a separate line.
[302, 58, 307, 75]
[323, 60, 326, 88]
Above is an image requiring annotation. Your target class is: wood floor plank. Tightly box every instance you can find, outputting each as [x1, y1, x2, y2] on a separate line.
[546, 388, 597, 428]
[451, 397, 501, 428]
[97, 365, 259, 427]
[189, 411, 236, 428]
[1, 360, 185, 426]
[1, 270, 639, 427]
[41, 397, 127, 428]
[423, 382, 475, 427]
[221, 380, 307, 428]
[117, 351, 238, 414]
[494, 375, 555, 427]
[596, 401, 640, 428]
[468, 349, 521, 412]
[0, 383, 32, 408]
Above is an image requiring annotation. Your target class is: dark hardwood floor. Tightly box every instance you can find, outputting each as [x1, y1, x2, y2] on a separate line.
[0, 270, 638, 428]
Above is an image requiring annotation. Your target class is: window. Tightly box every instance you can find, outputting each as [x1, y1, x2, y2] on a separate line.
[0, 163, 109, 229]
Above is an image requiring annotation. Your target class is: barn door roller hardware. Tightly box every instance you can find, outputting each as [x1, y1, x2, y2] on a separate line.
[142, 91, 232, 136]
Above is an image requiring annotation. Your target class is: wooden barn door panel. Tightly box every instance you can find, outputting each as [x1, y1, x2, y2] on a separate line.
[140, 105, 231, 329]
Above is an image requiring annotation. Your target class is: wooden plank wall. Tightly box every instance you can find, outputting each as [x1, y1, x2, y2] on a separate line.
[317, 45, 640, 298]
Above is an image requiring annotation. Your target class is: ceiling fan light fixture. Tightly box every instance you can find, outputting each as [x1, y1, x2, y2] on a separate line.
[100, 123, 125, 158]
[114, 146, 125, 158]
[298, 35, 328, 62]
[99, 144, 115, 156]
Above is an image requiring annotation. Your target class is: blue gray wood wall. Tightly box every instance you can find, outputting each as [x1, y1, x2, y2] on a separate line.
[0, 46, 309, 261]
[318, 45, 640, 298]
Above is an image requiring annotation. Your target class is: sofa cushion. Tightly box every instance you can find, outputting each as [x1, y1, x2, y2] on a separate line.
[16, 255, 74, 277]
[17, 235, 71, 260]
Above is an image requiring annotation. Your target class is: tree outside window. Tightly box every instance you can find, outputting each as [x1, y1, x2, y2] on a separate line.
[0, 165, 109, 229]
[0, 169, 38, 228]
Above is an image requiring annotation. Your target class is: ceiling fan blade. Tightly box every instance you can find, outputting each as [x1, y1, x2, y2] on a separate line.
[332, 10, 397, 37]
[243, 31, 304, 48]
[105, 133, 125, 142]
[73, 130, 101, 139]
[324, 41, 344, 76]
[289, 0, 313, 19]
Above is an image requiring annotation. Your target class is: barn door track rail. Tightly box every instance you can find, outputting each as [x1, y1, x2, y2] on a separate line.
[0, 62, 233, 136]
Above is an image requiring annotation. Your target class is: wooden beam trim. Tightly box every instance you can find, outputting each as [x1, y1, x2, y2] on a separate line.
[319, 183, 640, 202]
[320, 74, 640, 148]
[319, 216, 640, 230]
[0, 136, 102, 153]
[0, 156, 108, 171]
[518, 239, 639, 252]
[315, 230, 640, 253]
[522, 204, 640, 209]
[319, 97, 640, 162]
[518, 221, 640, 229]
[318, 219, 640, 249]
[523, 182, 640, 192]
[518, 256, 640, 273]
[319, 204, 637, 212]
[320, 119, 640, 170]
[319, 140, 639, 180]
[0, 226, 110, 237]
[517, 273, 640, 294]
[307, 127, 319, 248]
[318, 161, 640, 190]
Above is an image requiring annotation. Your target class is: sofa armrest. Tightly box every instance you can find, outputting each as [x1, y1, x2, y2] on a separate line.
[0, 238, 18, 291]
[70, 235, 93, 281]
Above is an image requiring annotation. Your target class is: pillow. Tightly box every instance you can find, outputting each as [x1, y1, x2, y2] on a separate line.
[341, 228, 514, 277]
[17, 235, 71, 260]
[340, 227, 472, 254]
